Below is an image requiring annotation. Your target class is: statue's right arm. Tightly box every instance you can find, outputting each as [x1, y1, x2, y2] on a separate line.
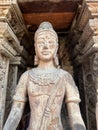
[3, 101, 25, 130]
[3, 71, 28, 130]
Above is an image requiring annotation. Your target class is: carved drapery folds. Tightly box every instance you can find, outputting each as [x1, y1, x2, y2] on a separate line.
[68, 0, 98, 130]
[0, 1, 30, 129]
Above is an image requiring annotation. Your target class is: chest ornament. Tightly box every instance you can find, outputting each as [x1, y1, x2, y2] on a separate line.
[28, 68, 61, 86]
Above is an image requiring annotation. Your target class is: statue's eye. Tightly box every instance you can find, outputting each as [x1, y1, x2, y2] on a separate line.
[37, 41, 44, 47]
[49, 41, 53, 44]
[37, 41, 44, 45]
[49, 40, 56, 45]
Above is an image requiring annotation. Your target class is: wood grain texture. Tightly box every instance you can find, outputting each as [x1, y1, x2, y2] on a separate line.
[18, 1, 79, 13]
[23, 12, 75, 32]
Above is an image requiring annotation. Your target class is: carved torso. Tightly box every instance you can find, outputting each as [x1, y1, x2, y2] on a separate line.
[28, 68, 65, 130]
[13, 68, 80, 130]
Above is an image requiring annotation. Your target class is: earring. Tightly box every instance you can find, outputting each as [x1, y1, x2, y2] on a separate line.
[34, 55, 39, 65]
[54, 54, 59, 67]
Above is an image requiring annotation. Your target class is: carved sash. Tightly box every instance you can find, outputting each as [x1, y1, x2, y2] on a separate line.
[39, 77, 63, 130]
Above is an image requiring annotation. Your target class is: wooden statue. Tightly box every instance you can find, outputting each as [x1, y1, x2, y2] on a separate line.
[3, 22, 86, 130]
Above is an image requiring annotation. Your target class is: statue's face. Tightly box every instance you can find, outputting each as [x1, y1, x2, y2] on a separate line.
[35, 31, 58, 62]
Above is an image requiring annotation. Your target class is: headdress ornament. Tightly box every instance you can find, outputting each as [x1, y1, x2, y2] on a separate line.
[34, 22, 58, 42]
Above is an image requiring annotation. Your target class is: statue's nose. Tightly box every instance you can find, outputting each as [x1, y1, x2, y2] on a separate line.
[44, 41, 49, 49]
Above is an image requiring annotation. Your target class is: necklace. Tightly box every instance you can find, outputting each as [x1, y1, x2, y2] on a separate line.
[28, 67, 60, 86]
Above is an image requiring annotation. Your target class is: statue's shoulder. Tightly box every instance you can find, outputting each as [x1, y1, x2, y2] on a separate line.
[21, 69, 32, 77]
[59, 68, 70, 77]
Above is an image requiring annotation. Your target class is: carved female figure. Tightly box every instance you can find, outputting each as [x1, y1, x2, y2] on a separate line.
[3, 22, 86, 130]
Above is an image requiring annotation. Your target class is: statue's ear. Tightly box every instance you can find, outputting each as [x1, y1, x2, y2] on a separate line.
[34, 43, 37, 49]
[34, 43, 37, 54]
[34, 43, 35, 48]
[56, 44, 59, 52]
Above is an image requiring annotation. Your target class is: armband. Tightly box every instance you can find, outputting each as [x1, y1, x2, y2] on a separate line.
[13, 95, 27, 102]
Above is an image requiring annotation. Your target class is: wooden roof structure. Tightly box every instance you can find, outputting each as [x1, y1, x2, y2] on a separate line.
[18, 0, 82, 33]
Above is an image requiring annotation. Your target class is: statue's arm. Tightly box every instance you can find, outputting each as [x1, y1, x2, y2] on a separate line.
[67, 102, 86, 130]
[65, 72, 86, 130]
[3, 101, 25, 130]
[3, 71, 28, 130]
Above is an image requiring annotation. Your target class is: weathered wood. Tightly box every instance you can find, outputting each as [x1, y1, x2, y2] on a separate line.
[0, 54, 9, 130]
[92, 53, 98, 130]
[0, 1, 32, 46]
[0, 6, 24, 41]
[76, 1, 98, 31]
[76, 3, 91, 31]
[10, 56, 26, 68]
[4, 64, 18, 123]
[17, 0, 81, 32]
[74, 46, 98, 65]
[73, 36, 94, 58]
[79, 22, 93, 44]
[0, 38, 17, 58]
[73, 18, 98, 57]
[20, 47, 29, 60]
[23, 12, 75, 32]
[0, 22, 23, 51]
[0, 0, 11, 4]
[18, 1, 79, 13]
[18, 0, 81, 3]
[82, 57, 97, 130]
[87, 2, 98, 14]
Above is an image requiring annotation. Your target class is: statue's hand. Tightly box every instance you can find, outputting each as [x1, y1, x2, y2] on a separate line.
[43, 107, 51, 118]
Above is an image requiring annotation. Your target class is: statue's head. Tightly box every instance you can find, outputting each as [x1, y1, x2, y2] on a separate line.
[34, 22, 59, 67]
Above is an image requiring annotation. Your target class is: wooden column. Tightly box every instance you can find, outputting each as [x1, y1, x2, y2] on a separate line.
[4, 57, 26, 123]
[93, 53, 98, 130]
[0, 54, 9, 130]
[67, 0, 98, 130]
[0, 37, 16, 130]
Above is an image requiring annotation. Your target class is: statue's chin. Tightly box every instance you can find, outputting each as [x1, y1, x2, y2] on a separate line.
[39, 56, 53, 62]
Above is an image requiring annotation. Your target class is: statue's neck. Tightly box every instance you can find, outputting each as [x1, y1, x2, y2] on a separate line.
[38, 60, 55, 70]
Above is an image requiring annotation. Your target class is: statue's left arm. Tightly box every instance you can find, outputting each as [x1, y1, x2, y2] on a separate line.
[65, 72, 86, 130]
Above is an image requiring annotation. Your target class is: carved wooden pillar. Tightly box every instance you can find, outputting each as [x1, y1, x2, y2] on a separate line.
[97, 92, 98, 130]
[4, 65, 18, 121]
[4, 57, 26, 122]
[67, 0, 98, 129]
[82, 57, 97, 130]
[0, 38, 16, 130]
[92, 53, 98, 130]
[0, 54, 9, 130]
[0, 22, 21, 129]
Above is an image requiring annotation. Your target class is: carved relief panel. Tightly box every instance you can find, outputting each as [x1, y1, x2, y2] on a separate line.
[82, 57, 97, 130]
[0, 53, 9, 129]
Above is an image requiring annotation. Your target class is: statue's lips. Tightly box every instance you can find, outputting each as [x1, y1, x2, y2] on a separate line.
[41, 51, 50, 55]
